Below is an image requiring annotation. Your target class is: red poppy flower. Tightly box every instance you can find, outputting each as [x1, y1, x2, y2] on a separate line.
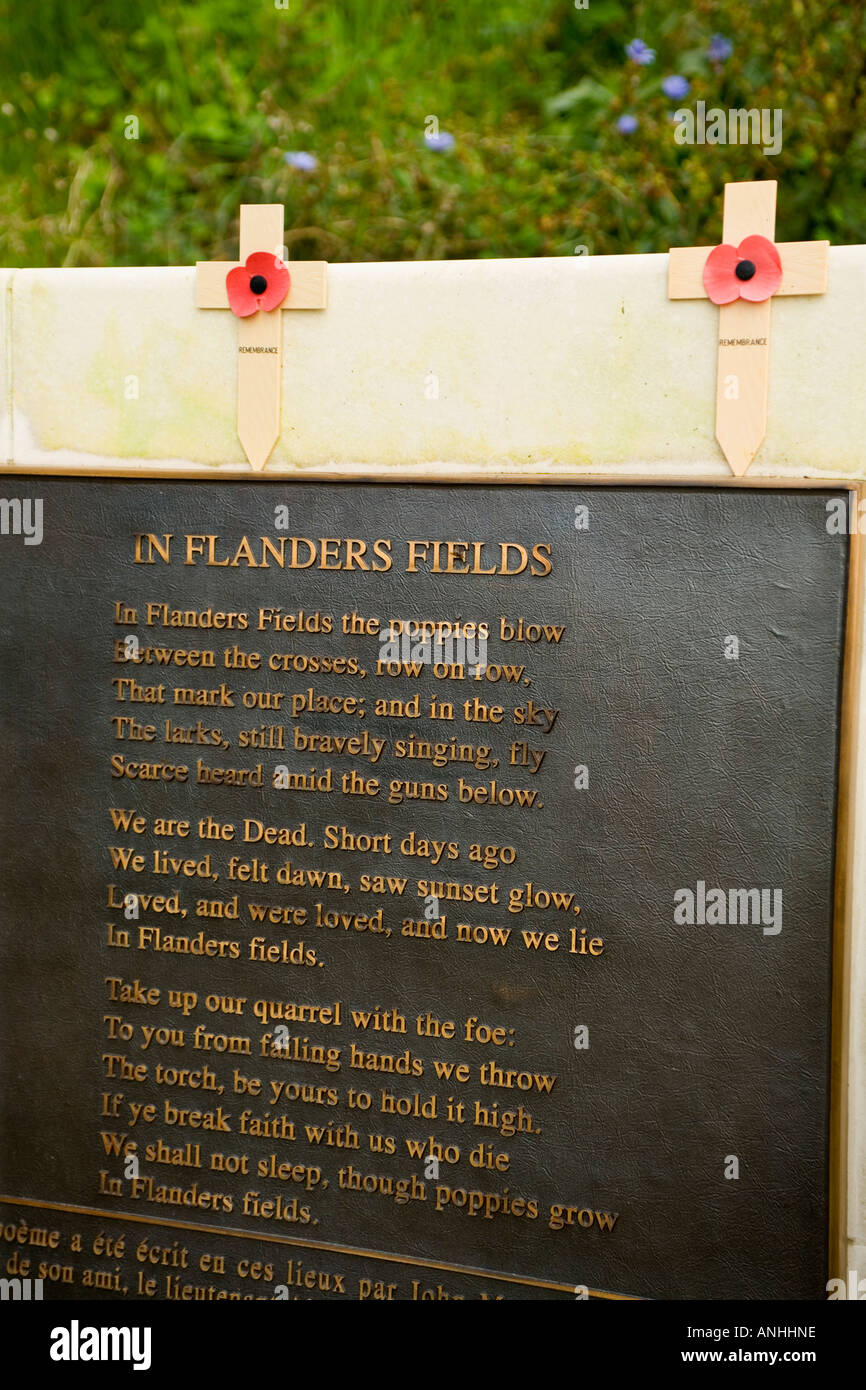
[702, 235, 782, 306]
[226, 252, 291, 317]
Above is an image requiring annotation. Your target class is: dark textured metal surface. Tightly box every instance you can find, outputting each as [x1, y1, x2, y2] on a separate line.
[0, 479, 849, 1300]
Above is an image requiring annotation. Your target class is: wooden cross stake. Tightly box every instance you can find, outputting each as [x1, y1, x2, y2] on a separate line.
[195, 204, 327, 471]
[668, 180, 828, 476]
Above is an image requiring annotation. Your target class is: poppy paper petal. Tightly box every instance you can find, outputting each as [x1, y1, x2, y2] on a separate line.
[702, 243, 742, 305]
[735, 234, 782, 302]
[244, 251, 291, 312]
[226, 265, 259, 318]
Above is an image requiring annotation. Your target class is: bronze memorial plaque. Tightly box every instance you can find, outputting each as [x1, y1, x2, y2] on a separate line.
[0, 477, 850, 1301]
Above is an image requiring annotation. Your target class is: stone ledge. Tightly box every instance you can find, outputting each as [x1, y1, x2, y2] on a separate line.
[2, 247, 864, 476]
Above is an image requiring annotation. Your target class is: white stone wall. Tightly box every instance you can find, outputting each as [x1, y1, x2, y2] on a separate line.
[3, 249, 865, 478]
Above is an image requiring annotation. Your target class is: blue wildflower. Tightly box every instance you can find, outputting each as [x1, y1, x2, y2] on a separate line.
[707, 34, 733, 62]
[284, 151, 318, 171]
[424, 130, 455, 152]
[625, 39, 656, 65]
[617, 114, 639, 134]
[662, 75, 690, 100]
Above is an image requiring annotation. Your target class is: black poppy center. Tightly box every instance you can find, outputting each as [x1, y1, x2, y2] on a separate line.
[250, 274, 268, 295]
[735, 259, 756, 282]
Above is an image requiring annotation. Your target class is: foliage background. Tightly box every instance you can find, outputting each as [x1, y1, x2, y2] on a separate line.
[0, 0, 862, 267]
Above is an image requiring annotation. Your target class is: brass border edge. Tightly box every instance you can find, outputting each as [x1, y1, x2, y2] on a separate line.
[0, 464, 862, 487]
[829, 484, 861, 1281]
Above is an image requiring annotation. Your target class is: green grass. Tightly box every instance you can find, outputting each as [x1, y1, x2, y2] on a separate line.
[0, 0, 863, 267]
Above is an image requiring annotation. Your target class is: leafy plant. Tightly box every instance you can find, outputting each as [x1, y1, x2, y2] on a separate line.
[0, 0, 861, 266]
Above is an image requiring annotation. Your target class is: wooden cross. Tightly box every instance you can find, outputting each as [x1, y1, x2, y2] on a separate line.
[668, 180, 828, 476]
[195, 204, 327, 471]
